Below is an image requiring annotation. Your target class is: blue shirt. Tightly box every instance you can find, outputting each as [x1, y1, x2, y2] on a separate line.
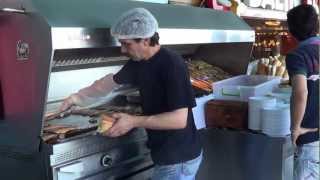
[285, 36, 319, 145]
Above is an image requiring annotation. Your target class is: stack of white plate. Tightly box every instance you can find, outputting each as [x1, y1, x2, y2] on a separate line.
[248, 96, 277, 130]
[261, 104, 291, 137]
[267, 92, 291, 104]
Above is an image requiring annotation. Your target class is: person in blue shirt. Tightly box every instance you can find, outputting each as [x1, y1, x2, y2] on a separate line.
[286, 4, 319, 180]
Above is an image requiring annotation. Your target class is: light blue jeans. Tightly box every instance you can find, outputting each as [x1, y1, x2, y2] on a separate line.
[151, 152, 203, 180]
[294, 141, 319, 180]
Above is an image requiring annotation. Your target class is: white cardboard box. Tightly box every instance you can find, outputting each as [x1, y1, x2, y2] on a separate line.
[192, 94, 214, 130]
[213, 75, 281, 101]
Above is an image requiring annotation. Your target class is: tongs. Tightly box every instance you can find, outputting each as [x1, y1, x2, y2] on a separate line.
[44, 108, 110, 121]
[44, 109, 73, 121]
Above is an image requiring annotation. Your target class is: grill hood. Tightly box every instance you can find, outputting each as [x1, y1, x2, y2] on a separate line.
[14, 0, 254, 47]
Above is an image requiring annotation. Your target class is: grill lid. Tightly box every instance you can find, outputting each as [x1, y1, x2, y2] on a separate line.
[27, 0, 254, 46]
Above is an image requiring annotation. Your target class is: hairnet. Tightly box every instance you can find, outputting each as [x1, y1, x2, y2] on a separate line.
[111, 8, 158, 39]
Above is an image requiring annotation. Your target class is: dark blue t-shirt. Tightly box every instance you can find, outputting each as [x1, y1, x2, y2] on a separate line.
[114, 47, 201, 165]
[285, 36, 319, 146]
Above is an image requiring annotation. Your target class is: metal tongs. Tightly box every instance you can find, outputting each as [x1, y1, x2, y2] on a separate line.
[44, 107, 110, 121]
[44, 109, 73, 121]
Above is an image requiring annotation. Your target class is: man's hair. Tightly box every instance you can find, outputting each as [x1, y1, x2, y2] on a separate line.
[287, 4, 319, 41]
[133, 32, 160, 46]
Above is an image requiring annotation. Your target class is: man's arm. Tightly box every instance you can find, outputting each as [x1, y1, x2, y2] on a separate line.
[290, 74, 318, 145]
[290, 75, 308, 130]
[105, 108, 188, 137]
[59, 74, 120, 112]
[136, 107, 188, 129]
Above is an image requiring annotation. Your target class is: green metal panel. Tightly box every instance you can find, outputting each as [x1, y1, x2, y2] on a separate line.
[30, 0, 251, 30]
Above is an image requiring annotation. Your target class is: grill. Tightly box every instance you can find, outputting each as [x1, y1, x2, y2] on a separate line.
[0, 0, 254, 179]
[43, 49, 151, 179]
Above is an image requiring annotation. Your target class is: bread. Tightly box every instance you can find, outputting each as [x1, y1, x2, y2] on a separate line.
[54, 127, 76, 134]
[97, 114, 114, 133]
[267, 65, 273, 76]
[283, 70, 289, 79]
[276, 66, 286, 77]
[271, 65, 277, 76]
[272, 60, 282, 67]
[43, 125, 76, 133]
[257, 62, 267, 75]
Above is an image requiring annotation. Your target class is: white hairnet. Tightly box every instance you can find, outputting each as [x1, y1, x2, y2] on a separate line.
[111, 8, 158, 39]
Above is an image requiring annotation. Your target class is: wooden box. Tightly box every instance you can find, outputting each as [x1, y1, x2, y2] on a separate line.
[205, 100, 248, 130]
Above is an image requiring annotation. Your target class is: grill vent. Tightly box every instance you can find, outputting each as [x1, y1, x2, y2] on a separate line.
[51, 143, 102, 166]
[53, 56, 128, 67]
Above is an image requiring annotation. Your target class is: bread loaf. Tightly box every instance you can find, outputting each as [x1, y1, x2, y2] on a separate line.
[97, 114, 114, 133]
[272, 60, 282, 67]
[257, 62, 267, 75]
[276, 66, 286, 77]
[271, 65, 277, 76]
[283, 70, 289, 79]
[268, 65, 273, 76]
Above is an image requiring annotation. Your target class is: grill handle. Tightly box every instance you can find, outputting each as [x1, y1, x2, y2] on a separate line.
[1, 8, 26, 14]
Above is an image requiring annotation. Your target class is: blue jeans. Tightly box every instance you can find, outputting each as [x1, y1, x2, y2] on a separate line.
[294, 141, 319, 180]
[151, 152, 203, 180]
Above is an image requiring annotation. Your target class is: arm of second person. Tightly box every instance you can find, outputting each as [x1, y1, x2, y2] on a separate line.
[59, 73, 120, 111]
[290, 75, 318, 145]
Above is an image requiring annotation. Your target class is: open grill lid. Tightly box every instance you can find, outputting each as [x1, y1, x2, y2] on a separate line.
[28, 0, 254, 49]
[29, 0, 254, 75]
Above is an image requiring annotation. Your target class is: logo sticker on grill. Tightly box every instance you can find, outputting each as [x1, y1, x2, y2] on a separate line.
[16, 40, 29, 61]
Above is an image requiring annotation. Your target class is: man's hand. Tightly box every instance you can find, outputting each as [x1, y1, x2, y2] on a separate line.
[103, 113, 138, 137]
[291, 127, 318, 146]
[59, 96, 75, 112]
[59, 94, 83, 112]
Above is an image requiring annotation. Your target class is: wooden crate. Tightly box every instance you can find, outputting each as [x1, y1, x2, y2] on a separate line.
[205, 99, 248, 130]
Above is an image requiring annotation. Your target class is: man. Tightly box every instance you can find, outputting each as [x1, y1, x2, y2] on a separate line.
[286, 4, 319, 180]
[60, 8, 202, 180]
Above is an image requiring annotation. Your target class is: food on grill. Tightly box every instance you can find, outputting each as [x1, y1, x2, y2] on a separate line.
[54, 127, 77, 134]
[42, 133, 59, 142]
[43, 124, 76, 132]
[190, 77, 212, 92]
[44, 109, 98, 121]
[97, 114, 115, 134]
[187, 60, 231, 92]
[45, 111, 70, 121]
[45, 105, 142, 122]
[70, 109, 100, 117]
[42, 124, 79, 142]
[43, 103, 142, 142]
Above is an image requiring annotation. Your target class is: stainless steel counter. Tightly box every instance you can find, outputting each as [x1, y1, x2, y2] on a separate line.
[197, 128, 293, 180]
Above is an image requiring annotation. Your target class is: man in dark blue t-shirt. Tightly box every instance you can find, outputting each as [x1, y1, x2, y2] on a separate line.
[60, 8, 202, 180]
[286, 4, 319, 180]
